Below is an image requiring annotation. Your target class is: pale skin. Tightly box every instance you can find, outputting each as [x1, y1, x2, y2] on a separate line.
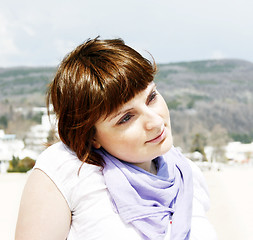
[93, 82, 173, 172]
[15, 82, 173, 239]
[15, 169, 71, 240]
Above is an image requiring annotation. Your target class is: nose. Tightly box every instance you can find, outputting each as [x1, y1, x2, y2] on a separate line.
[143, 108, 163, 131]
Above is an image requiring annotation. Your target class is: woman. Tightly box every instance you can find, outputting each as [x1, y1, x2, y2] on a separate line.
[15, 38, 217, 240]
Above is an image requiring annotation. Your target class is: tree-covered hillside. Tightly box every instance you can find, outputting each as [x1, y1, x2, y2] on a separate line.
[0, 67, 56, 106]
[155, 59, 253, 149]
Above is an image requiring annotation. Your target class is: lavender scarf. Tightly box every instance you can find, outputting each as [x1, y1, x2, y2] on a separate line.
[96, 146, 193, 240]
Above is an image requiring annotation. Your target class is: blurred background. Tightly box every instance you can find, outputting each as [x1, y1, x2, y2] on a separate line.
[0, 0, 253, 239]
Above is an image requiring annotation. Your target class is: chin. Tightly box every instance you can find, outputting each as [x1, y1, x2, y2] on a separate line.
[160, 137, 173, 155]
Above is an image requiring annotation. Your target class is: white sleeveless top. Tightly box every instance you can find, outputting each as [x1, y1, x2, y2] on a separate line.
[34, 142, 217, 240]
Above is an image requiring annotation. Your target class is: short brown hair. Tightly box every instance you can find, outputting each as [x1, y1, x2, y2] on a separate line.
[47, 37, 157, 167]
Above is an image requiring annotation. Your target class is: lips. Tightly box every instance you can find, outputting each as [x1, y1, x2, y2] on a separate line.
[146, 128, 166, 144]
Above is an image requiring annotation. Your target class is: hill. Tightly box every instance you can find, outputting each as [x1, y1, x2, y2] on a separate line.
[155, 59, 253, 148]
[0, 66, 56, 106]
[0, 59, 253, 149]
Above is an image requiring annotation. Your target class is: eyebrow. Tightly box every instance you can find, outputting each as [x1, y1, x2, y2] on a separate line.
[109, 83, 156, 121]
[109, 107, 134, 121]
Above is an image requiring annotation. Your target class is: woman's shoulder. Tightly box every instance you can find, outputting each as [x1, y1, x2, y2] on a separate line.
[33, 142, 104, 210]
[35, 141, 101, 175]
[35, 141, 79, 167]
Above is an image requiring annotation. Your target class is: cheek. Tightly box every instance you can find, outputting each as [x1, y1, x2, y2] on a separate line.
[112, 128, 145, 154]
[115, 128, 142, 145]
[96, 127, 140, 149]
[158, 98, 170, 119]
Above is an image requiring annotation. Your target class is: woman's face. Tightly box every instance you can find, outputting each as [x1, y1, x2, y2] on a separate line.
[93, 82, 173, 172]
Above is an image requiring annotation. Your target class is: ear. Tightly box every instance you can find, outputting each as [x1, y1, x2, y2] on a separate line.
[92, 138, 101, 149]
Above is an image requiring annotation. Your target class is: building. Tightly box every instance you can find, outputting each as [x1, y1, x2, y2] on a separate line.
[225, 141, 253, 164]
[0, 130, 24, 173]
[24, 113, 57, 152]
[0, 112, 57, 173]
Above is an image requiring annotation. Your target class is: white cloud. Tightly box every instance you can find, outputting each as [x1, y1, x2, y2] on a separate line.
[1, 0, 253, 66]
[0, 14, 19, 55]
[22, 25, 35, 37]
[210, 50, 226, 60]
[53, 39, 77, 58]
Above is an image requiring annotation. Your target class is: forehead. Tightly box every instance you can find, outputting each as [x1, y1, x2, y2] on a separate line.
[99, 82, 156, 122]
[118, 82, 155, 107]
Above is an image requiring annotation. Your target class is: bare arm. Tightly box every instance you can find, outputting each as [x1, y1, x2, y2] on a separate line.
[15, 169, 71, 240]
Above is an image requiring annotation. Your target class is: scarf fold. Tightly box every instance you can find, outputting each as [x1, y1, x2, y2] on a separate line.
[96, 146, 193, 240]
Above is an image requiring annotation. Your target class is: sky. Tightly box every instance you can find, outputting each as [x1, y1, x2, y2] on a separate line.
[1, 0, 253, 67]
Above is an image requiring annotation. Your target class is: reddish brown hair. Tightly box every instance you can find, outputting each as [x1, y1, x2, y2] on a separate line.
[47, 37, 157, 167]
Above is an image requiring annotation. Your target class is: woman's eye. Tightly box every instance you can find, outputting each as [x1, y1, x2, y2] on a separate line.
[118, 114, 133, 124]
[148, 91, 157, 104]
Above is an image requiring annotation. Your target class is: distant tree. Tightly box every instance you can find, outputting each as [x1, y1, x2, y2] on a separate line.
[47, 128, 58, 145]
[18, 157, 35, 172]
[9, 156, 20, 170]
[27, 111, 43, 124]
[190, 133, 208, 161]
[208, 124, 230, 163]
[9, 104, 14, 120]
[8, 156, 35, 173]
[166, 100, 181, 110]
[230, 133, 253, 143]
[187, 99, 195, 109]
[0, 115, 8, 128]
